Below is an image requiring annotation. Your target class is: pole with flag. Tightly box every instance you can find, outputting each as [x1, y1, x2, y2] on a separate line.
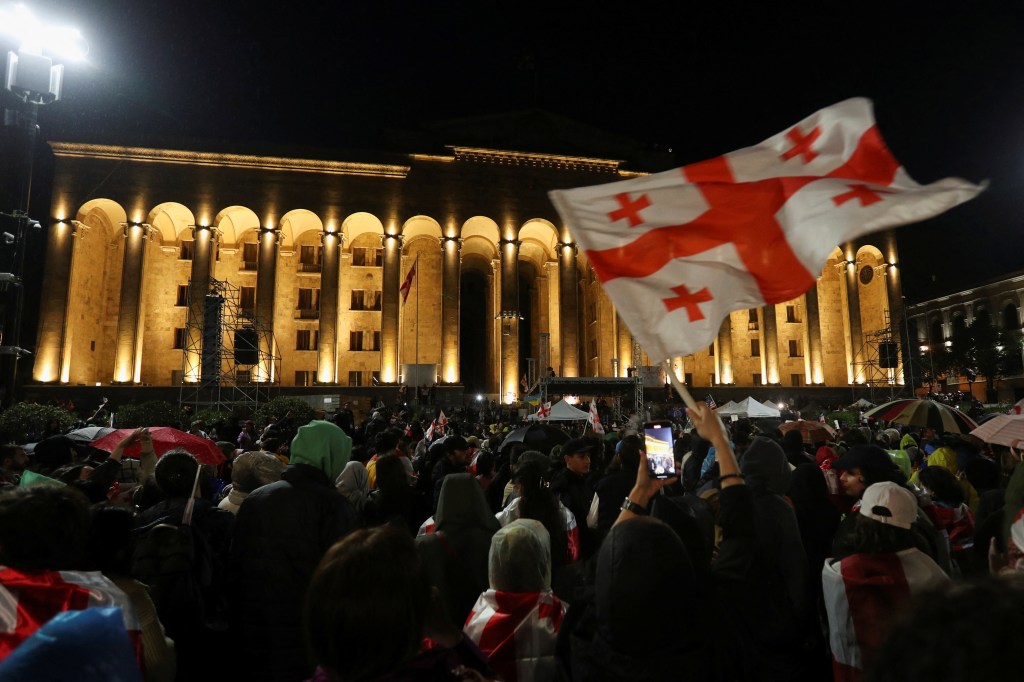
[587, 399, 605, 435]
[536, 402, 552, 421]
[399, 256, 419, 363]
[549, 98, 984, 411]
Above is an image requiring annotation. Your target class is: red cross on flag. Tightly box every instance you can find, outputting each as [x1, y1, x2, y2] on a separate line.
[537, 402, 552, 420]
[549, 98, 984, 363]
[588, 400, 605, 435]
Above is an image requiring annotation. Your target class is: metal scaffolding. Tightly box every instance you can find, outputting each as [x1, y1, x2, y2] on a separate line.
[852, 309, 909, 401]
[179, 278, 280, 414]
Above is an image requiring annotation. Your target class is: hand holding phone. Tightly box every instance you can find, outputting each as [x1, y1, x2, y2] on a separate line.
[643, 425, 676, 479]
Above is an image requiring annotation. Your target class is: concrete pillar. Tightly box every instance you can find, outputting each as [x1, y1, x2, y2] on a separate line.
[253, 227, 279, 383]
[380, 233, 402, 383]
[616, 313, 633, 378]
[558, 241, 579, 377]
[112, 222, 149, 383]
[317, 230, 342, 384]
[882, 231, 906, 385]
[842, 244, 865, 383]
[183, 226, 217, 383]
[440, 236, 462, 384]
[33, 219, 77, 383]
[499, 238, 520, 403]
[762, 303, 780, 385]
[717, 315, 734, 384]
[805, 286, 825, 384]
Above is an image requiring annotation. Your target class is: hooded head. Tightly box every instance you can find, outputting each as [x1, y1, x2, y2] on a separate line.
[436, 473, 500, 534]
[290, 420, 350, 482]
[740, 436, 791, 495]
[596, 518, 696, 659]
[927, 447, 960, 475]
[488, 519, 551, 592]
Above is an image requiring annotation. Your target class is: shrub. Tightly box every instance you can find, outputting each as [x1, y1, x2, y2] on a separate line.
[0, 403, 76, 443]
[114, 401, 181, 429]
[253, 396, 315, 431]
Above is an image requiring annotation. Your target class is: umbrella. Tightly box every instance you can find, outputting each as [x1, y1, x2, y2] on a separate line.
[863, 399, 977, 435]
[969, 414, 1024, 448]
[91, 427, 227, 465]
[499, 423, 571, 455]
[778, 420, 836, 445]
[66, 426, 117, 443]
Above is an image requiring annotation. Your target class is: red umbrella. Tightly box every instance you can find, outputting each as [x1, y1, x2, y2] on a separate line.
[91, 427, 227, 465]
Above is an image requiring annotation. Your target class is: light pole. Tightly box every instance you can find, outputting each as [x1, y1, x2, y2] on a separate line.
[0, 4, 86, 407]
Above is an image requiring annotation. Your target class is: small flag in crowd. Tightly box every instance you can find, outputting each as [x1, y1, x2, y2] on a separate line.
[588, 400, 605, 435]
[399, 257, 418, 304]
[549, 98, 984, 364]
[705, 394, 717, 410]
[537, 402, 552, 420]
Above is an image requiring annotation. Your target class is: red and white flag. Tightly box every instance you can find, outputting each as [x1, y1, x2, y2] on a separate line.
[463, 589, 566, 682]
[399, 257, 418, 304]
[536, 402, 552, 420]
[549, 98, 984, 362]
[587, 400, 604, 435]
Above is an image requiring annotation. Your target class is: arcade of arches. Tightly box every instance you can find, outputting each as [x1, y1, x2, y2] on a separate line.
[32, 142, 906, 400]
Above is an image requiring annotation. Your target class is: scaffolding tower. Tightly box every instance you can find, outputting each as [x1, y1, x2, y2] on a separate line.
[179, 278, 280, 415]
[852, 309, 909, 402]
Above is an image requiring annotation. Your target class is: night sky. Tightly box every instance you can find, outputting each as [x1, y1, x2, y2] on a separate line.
[7, 0, 1024, 301]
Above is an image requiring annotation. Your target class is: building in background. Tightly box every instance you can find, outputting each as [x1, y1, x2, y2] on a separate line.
[30, 116, 908, 402]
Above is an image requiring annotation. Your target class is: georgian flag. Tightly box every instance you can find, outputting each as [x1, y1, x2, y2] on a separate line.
[0, 567, 142, 663]
[536, 402, 552, 420]
[587, 400, 605, 435]
[822, 548, 948, 680]
[399, 257, 417, 304]
[549, 98, 984, 362]
[463, 590, 566, 682]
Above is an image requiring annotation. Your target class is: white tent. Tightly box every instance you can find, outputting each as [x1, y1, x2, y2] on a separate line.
[847, 398, 876, 410]
[527, 399, 590, 421]
[715, 396, 781, 418]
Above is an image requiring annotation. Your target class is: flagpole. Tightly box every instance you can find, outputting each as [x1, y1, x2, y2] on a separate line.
[664, 359, 699, 412]
[414, 255, 419, 364]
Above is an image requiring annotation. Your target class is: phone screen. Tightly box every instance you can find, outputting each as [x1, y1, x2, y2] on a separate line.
[643, 425, 676, 479]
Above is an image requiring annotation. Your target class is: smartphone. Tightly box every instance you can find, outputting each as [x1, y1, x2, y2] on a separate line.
[643, 424, 676, 479]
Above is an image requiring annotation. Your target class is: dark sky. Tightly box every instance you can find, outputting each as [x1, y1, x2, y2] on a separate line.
[8, 0, 1024, 301]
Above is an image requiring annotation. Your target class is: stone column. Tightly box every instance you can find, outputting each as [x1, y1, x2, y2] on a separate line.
[440, 236, 462, 384]
[762, 304, 780, 384]
[254, 227, 279, 383]
[882, 231, 906, 384]
[183, 226, 217, 383]
[843, 246, 865, 383]
[112, 222, 150, 384]
[717, 316, 734, 384]
[558, 241, 579, 377]
[317, 230, 342, 384]
[616, 313, 633, 378]
[499, 238, 520, 402]
[33, 219, 77, 383]
[805, 286, 825, 384]
[380, 233, 402, 383]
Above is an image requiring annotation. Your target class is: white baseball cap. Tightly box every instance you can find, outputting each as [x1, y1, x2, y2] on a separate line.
[858, 481, 916, 529]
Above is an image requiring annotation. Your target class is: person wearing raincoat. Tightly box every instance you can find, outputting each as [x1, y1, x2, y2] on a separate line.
[912, 446, 979, 513]
[463, 519, 566, 682]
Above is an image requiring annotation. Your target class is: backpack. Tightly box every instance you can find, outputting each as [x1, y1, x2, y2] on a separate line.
[131, 468, 223, 640]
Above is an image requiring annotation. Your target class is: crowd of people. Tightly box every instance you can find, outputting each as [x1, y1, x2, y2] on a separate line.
[1, 398, 1023, 681]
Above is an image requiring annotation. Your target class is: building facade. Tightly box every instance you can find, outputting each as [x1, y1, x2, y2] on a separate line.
[31, 135, 908, 401]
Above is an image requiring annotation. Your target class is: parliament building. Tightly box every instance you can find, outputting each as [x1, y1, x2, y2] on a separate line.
[30, 115, 907, 402]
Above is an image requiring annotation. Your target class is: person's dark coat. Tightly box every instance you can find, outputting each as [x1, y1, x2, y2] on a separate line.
[229, 462, 356, 682]
[550, 467, 596, 559]
[592, 470, 635, 539]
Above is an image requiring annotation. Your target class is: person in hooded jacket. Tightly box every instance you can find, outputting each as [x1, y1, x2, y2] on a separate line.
[229, 421, 357, 682]
[417, 473, 500, 627]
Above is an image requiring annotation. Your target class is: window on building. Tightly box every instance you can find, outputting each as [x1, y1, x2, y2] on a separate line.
[589, 302, 597, 324]
[348, 371, 363, 387]
[786, 305, 801, 323]
[791, 373, 803, 387]
[351, 290, 364, 310]
[171, 369, 185, 385]
[709, 373, 716, 386]
[242, 242, 258, 270]
[239, 286, 256, 313]
[369, 290, 382, 310]
[748, 308, 759, 331]
[352, 247, 382, 267]
[236, 369, 252, 383]
[297, 288, 320, 318]
[349, 331, 363, 351]
[684, 373, 693, 386]
[299, 245, 322, 267]
[173, 328, 187, 349]
[295, 370, 312, 386]
[371, 370, 381, 385]
[708, 344, 715, 357]
[297, 329, 313, 351]
[589, 338, 598, 359]
[753, 373, 763, 386]
[371, 330, 381, 351]
[751, 339, 761, 357]
[179, 240, 194, 260]
[1003, 303, 1020, 330]
[789, 339, 804, 357]
[175, 285, 189, 307]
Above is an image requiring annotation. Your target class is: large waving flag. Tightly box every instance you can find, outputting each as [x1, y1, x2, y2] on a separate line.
[587, 400, 605, 435]
[549, 98, 984, 363]
[399, 257, 418, 304]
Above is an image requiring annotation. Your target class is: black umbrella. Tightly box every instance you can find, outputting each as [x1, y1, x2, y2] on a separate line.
[500, 423, 571, 455]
